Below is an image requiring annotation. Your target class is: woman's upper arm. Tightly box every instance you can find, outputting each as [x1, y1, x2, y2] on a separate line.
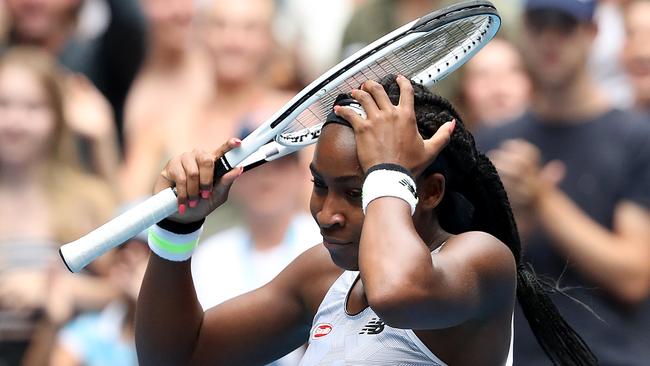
[430, 232, 517, 324]
[189, 245, 332, 365]
[375, 232, 517, 330]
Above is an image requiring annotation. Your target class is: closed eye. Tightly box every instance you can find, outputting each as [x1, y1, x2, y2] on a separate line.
[346, 189, 362, 200]
[311, 177, 327, 190]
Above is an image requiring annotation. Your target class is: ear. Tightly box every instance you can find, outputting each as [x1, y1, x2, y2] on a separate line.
[417, 173, 445, 210]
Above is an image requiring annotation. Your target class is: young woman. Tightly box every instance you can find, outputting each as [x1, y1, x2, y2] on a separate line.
[136, 75, 596, 365]
[0, 46, 118, 365]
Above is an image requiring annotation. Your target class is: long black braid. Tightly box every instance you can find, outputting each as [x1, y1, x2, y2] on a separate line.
[378, 75, 597, 365]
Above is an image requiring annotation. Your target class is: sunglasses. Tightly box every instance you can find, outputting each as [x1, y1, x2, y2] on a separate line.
[525, 9, 580, 35]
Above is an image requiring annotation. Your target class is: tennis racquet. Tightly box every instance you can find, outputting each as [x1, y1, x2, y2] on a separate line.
[60, 0, 501, 272]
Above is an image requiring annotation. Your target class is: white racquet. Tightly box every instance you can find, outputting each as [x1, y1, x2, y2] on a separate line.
[60, 0, 501, 272]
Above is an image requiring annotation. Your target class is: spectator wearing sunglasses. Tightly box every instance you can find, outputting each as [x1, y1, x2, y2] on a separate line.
[476, 0, 650, 364]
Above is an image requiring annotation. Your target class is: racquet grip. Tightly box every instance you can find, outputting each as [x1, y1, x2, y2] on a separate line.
[213, 156, 232, 180]
[59, 188, 178, 272]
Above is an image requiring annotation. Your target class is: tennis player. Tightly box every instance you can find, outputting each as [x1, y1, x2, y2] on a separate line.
[135, 75, 595, 365]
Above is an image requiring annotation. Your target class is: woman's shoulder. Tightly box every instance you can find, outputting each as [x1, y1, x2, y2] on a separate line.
[283, 244, 341, 284]
[278, 244, 344, 315]
[441, 232, 517, 287]
[436, 231, 517, 319]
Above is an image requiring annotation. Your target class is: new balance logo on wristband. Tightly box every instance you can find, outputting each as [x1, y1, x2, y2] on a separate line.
[359, 318, 385, 335]
[399, 178, 418, 199]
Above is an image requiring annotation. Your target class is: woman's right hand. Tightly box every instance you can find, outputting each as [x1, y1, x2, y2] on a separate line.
[153, 138, 244, 224]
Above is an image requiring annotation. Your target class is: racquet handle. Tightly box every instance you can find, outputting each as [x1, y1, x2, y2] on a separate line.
[59, 188, 178, 272]
[61, 143, 298, 273]
[214, 141, 301, 176]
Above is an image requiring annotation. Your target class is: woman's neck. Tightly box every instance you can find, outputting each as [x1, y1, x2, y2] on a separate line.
[209, 79, 266, 117]
[11, 21, 73, 55]
[0, 161, 47, 187]
[414, 211, 449, 251]
[144, 43, 188, 72]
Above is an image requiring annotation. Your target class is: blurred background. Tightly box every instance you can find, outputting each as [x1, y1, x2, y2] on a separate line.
[0, 0, 648, 365]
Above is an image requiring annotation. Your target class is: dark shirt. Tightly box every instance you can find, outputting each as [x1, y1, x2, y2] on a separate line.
[476, 109, 650, 366]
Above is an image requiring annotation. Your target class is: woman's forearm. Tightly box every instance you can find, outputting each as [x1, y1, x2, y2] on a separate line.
[135, 255, 204, 366]
[359, 198, 437, 309]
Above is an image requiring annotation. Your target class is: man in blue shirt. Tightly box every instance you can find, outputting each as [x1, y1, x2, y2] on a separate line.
[476, 0, 650, 364]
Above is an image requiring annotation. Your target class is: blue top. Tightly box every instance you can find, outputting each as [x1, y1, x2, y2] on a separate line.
[59, 302, 137, 366]
[476, 109, 650, 365]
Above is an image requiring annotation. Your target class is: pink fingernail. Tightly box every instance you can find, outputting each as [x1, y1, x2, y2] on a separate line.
[178, 204, 186, 215]
[449, 119, 456, 133]
[189, 199, 198, 208]
[201, 190, 210, 199]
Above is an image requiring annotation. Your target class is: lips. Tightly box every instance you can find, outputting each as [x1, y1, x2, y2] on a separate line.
[322, 236, 353, 248]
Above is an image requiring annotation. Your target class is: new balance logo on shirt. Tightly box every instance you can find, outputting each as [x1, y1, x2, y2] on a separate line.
[359, 318, 385, 335]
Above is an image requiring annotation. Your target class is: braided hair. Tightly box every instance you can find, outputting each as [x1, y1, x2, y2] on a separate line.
[378, 75, 597, 365]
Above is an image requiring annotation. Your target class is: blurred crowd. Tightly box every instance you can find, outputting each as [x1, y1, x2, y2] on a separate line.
[0, 0, 648, 365]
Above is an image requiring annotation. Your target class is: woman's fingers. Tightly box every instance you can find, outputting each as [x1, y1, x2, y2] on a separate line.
[360, 80, 394, 111]
[180, 152, 200, 208]
[197, 150, 215, 199]
[396, 75, 415, 111]
[334, 104, 367, 130]
[424, 119, 455, 160]
[213, 137, 242, 159]
[151, 137, 245, 221]
[162, 158, 189, 214]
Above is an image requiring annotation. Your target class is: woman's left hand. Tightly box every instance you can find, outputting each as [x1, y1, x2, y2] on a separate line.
[334, 76, 455, 176]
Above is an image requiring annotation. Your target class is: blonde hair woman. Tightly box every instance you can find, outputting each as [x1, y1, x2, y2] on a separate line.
[0, 47, 118, 365]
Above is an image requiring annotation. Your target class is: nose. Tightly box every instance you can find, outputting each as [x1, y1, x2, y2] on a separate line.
[315, 192, 346, 229]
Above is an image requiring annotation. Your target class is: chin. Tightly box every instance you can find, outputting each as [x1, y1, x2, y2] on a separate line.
[327, 251, 359, 271]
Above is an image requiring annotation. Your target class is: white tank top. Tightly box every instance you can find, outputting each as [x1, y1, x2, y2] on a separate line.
[299, 270, 447, 366]
[299, 270, 514, 366]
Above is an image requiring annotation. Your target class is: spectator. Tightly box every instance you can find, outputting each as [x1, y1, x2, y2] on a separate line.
[340, 0, 443, 59]
[120, 0, 211, 201]
[62, 73, 121, 187]
[0, 47, 118, 365]
[456, 37, 531, 131]
[120, 0, 295, 216]
[589, 0, 634, 109]
[621, 0, 650, 114]
[273, 0, 355, 86]
[476, 0, 650, 364]
[340, 0, 519, 101]
[3, 0, 147, 146]
[192, 155, 320, 366]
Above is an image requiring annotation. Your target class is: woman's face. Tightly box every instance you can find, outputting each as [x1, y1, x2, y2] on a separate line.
[7, 0, 78, 43]
[309, 124, 365, 271]
[0, 64, 56, 167]
[143, 0, 194, 52]
[200, 0, 273, 86]
[461, 39, 531, 126]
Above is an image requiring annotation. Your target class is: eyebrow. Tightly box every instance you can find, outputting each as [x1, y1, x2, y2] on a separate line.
[309, 164, 363, 183]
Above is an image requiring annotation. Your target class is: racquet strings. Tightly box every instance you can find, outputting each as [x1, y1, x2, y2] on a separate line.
[280, 14, 495, 142]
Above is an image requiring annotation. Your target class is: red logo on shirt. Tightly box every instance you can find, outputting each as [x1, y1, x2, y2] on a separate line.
[313, 323, 333, 339]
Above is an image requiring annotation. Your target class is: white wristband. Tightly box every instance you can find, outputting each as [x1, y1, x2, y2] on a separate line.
[362, 167, 418, 215]
[148, 224, 203, 262]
